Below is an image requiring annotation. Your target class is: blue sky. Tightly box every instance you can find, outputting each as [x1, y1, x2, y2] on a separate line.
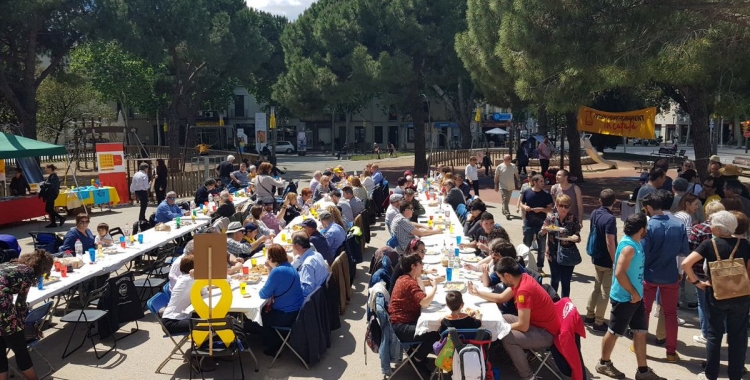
[245, 0, 316, 20]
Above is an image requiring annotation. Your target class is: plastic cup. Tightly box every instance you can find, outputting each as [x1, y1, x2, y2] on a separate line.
[137, 234, 143, 244]
[449, 225, 454, 234]
[88, 248, 96, 263]
[454, 248, 460, 257]
[281, 232, 287, 242]
[446, 267, 453, 282]
[61, 266, 67, 277]
[456, 236, 462, 245]
[239, 282, 246, 295]
[250, 258, 257, 267]
[120, 236, 126, 249]
[54, 262, 62, 272]
[242, 266, 249, 275]
[37, 276, 44, 290]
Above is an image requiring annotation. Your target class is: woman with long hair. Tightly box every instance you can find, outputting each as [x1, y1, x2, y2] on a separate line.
[278, 192, 301, 225]
[313, 175, 335, 201]
[154, 159, 168, 204]
[325, 205, 347, 229]
[0, 249, 55, 380]
[40, 164, 64, 228]
[674, 193, 700, 234]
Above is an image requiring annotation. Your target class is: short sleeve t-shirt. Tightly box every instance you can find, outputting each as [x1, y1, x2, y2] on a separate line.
[590, 207, 617, 268]
[388, 275, 427, 324]
[694, 237, 750, 300]
[217, 161, 234, 178]
[521, 189, 553, 228]
[513, 273, 561, 335]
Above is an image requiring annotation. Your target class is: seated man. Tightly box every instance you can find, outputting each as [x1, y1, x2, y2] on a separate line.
[455, 173, 472, 200]
[194, 179, 217, 206]
[469, 257, 560, 380]
[229, 163, 251, 191]
[385, 194, 404, 231]
[342, 186, 365, 218]
[298, 219, 333, 264]
[393, 177, 408, 195]
[155, 191, 189, 224]
[390, 200, 443, 255]
[403, 189, 425, 222]
[318, 211, 346, 263]
[443, 179, 466, 212]
[225, 222, 260, 265]
[241, 223, 268, 257]
[291, 232, 329, 297]
[460, 212, 495, 257]
[330, 189, 354, 225]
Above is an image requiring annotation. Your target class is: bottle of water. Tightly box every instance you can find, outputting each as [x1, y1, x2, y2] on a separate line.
[453, 253, 461, 278]
[74, 239, 83, 256]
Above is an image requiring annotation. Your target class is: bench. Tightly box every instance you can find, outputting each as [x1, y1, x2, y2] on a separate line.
[651, 147, 676, 157]
[732, 156, 750, 177]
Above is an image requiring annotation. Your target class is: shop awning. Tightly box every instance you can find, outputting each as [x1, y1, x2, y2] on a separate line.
[0, 132, 67, 159]
[405, 122, 459, 128]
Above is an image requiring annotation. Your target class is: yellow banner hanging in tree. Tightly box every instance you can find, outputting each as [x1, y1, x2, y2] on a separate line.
[577, 106, 656, 139]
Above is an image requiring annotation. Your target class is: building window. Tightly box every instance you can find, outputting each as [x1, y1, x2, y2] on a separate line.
[234, 95, 245, 117]
[388, 113, 398, 121]
[374, 126, 383, 143]
[355, 126, 366, 143]
[407, 128, 415, 142]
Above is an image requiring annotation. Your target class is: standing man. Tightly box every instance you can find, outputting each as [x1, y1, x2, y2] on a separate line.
[537, 136, 552, 176]
[520, 174, 553, 275]
[465, 156, 480, 197]
[130, 163, 151, 221]
[596, 213, 666, 380]
[494, 154, 520, 220]
[723, 179, 750, 215]
[585, 189, 618, 332]
[635, 168, 665, 213]
[216, 155, 235, 191]
[640, 191, 688, 363]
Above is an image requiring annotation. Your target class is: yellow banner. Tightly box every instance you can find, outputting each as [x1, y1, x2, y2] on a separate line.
[577, 106, 656, 139]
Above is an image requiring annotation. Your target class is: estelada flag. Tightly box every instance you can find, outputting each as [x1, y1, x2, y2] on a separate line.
[577, 106, 656, 139]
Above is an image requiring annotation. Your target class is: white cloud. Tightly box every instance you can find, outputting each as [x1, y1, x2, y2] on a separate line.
[245, 0, 317, 20]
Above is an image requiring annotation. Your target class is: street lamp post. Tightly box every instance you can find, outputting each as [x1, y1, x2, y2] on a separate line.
[420, 94, 432, 167]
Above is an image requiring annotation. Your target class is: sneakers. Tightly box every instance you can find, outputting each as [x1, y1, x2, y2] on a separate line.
[583, 316, 596, 324]
[595, 361, 625, 379]
[693, 334, 708, 345]
[654, 338, 666, 346]
[697, 373, 710, 380]
[592, 322, 609, 332]
[677, 317, 686, 326]
[666, 352, 680, 363]
[634, 367, 667, 380]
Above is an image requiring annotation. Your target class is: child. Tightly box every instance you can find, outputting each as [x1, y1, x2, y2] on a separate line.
[95, 223, 113, 247]
[439, 291, 482, 334]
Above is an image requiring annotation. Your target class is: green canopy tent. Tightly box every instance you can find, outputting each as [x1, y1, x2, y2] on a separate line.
[0, 132, 67, 159]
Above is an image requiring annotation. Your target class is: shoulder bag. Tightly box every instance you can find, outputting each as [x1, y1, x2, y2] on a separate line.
[709, 239, 750, 300]
[556, 214, 582, 267]
[264, 276, 296, 313]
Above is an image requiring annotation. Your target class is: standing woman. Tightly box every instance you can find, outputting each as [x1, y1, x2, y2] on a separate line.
[39, 164, 64, 228]
[550, 169, 583, 227]
[154, 159, 168, 205]
[682, 211, 750, 380]
[540, 194, 581, 298]
[673, 193, 700, 234]
[516, 141, 529, 176]
[0, 249, 55, 380]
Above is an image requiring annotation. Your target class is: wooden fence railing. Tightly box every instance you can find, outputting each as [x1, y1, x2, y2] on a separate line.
[428, 148, 510, 171]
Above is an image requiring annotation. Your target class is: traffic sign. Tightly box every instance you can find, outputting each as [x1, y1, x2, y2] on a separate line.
[744, 130, 750, 138]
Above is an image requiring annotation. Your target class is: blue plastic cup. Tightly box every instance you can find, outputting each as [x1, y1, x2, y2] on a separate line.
[446, 267, 453, 282]
[454, 248, 460, 257]
[137, 234, 143, 244]
[88, 248, 96, 263]
[456, 236, 462, 245]
[37, 276, 44, 290]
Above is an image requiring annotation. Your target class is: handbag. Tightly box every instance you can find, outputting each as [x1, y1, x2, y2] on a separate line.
[263, 279, 295, 313]
[555, 214, 582, 266]
[709, 239, 750, 300]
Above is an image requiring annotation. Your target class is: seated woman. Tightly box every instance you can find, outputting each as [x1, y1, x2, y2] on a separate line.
[388, 254, 444, 377]
[297, 187, 313, 211]
[245, 205, 275, 238]
[161, 254, 199, 334]
[59, 213, 96, 254]
[388, 238, 437, 294]
[254, 244, 304, 356]
[278, 192, 301, 226]
[313, 175, 336, 201]
[216, 190, 236, 218]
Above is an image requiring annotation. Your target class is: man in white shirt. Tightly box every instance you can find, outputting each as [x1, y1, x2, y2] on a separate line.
[169, 239, 195, 289]
[465, 156, 480, 196]
[494, 154, 520, 219]
[385, 193, 403, 232]
[129, 163, 151, 221]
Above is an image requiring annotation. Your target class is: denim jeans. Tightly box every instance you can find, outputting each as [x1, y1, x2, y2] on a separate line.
[695, 287, 708, 337]
[705, 294, 750, 380]
[522, 225, 546, 270]
[642, 281, 680, 354]
[548, 258, 574, 298]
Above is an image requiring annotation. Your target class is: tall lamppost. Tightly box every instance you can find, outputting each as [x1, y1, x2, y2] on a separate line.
[420, 94, 432, 165]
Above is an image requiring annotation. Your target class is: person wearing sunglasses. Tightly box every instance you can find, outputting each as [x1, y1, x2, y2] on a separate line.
[155, 191, 190, 224]
[540, 195, 582, 298]
[59, 213, 96, 254]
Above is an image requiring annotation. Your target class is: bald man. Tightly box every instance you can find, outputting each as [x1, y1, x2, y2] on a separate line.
[494, 154, 520, 219]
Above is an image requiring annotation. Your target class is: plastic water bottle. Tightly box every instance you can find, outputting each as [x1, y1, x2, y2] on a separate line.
[74, 239, 83, 256]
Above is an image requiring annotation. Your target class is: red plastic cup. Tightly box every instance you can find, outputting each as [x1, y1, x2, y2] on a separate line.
[61, 266, 67, 277]
[54, 262, 61, 272]
[242, 267, 249, 275]
[120, 241, 126, 248]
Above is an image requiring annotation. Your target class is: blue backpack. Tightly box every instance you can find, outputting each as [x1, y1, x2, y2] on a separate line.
[586, 212, 598, 257]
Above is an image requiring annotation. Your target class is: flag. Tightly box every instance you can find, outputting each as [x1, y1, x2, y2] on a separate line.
[474, 108, 481, 122]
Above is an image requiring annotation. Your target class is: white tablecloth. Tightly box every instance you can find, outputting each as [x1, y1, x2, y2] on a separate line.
[412, 193, 511, 341]
[190, 196, 252, 220]
[25, 219, 208, 306]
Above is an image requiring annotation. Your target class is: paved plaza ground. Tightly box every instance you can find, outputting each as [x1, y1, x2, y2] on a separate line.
[3, 151, 749, 379]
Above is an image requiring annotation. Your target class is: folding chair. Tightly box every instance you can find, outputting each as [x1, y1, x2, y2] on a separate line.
[268, 310, 309, 369]
[189, 317, 253, 380]
[108, 227, 124, 239]
[60, 283, 116, 359]
[133, 255, 169, 301]
[146, 292, 189, 374]
[529, 346, 564, 380]
[28, 232, 63, 255]
[431, 328, 493, 380]
[387, 234, 399, 249]
[456, 203, 468, 223]
[163, 282, 171, 296]
[391, 339, 424, 380]
[7, 302, 56, 378]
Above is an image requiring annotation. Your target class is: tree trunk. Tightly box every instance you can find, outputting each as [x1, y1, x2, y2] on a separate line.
[537, 105, 548, 137]
[565, 112, 583, 182]
[410, 91, 428, 175]
[167, 100, 181, 168]
[682, 87, 711, 180]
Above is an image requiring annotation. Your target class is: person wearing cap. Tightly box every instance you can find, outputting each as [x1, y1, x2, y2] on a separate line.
[155, 191, 190, 224]
[318, 210, 346, 260]
[216, 155, 235, 190]
[385, 194, 404, 231]
[391, 200, 443, 254]
[342, 186, 365, 217]
[297, 219, 332, 264]
[291, 231, 328, 297]
[331, 167, 343, 184]
[403, 189, 425, 222]
[260, 197, 282, 234]
[671, 177, 704, 224]
[720, 164, 750, 199]
[723, 179, 750, 216]
[241, 222, 267, 257]
[225, 222, 256, 262]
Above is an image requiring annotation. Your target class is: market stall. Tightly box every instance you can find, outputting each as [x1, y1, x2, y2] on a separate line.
[0, 132, 67, 226]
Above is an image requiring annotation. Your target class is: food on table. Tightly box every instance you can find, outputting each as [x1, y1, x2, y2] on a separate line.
[55, 257, 84, 269]
[444, 282, 467, 293]
[463, 256, 480, 263]
[249, 265, 269, 276]
[43, 276, 61, 285]
[463, 307, 482, 319]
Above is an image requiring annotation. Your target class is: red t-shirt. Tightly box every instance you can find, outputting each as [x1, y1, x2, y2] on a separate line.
[513, 273, 561, 335]
[388, 275, 426, 324]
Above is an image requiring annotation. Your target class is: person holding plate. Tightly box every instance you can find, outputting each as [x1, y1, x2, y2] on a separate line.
[539, 194, 581, 298]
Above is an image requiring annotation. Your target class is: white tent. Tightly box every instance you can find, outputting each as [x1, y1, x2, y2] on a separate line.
[484, 127, 509, 135]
